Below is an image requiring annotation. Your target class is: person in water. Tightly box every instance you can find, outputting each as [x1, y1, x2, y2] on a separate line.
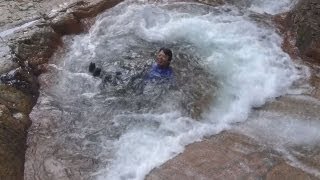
[146, 47, 174, 83]
[88, 47, 174, 85]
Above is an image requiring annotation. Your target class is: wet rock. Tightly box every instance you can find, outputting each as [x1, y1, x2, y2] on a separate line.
[224, 0, 252, 7]
[51, 13, 83, 35]
[0, 42, 19, 75]
[294, 148, 320, 174]
[0, 0, 41, 27]
[0, 0, 126, 179]
[196, 0, 252, 7]
[261, 95, 320, 118]
[147, 132, 318, 180]
[172, 50, 217, 119]
[196, 0, 225, 6]
[310, 74, 320, 99]
[0, 67, 39, 101]
[189, 93, 214, 119]
[305, 42, 320, 62]
[0, 104, 29, 179]
[266, 163, 317, 180]
[10, 26, 62, 68]
[71, 0, 123, 19]
[286, 0, 320, 62]
[0, 84, 33, 115]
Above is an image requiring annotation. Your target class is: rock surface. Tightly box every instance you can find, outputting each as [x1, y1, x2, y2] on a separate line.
[0, 42, 19, 75]
[286, 0, 320, 62]
[0, 0, 123, 179]
[0, 0, 320, 179]
[0, 83, 33, 179]
[146, 131, 319, 180]
[146, 77, 320, 178]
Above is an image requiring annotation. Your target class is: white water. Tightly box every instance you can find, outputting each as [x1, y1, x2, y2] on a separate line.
[0, 20, 38, 38]
[25, 0, 310, 179]
[249, 0, 298, 14]
[92, 1, 300, 179]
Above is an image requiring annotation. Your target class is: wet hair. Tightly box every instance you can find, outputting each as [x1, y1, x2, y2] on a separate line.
[159, 47, 173, 61]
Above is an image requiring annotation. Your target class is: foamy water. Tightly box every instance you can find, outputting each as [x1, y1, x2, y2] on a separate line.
[92, 1, 300, 179]
[25, 0, 311, 180]
[0, 20, 38, 38]
[249, 0, 298, 14]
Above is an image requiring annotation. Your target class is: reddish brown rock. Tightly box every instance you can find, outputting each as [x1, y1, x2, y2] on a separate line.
[305, 41, 320, 62]
[49, 0, 123, 35]
[72, 0, 123, 19]
[285, 0, 320, 62]
[147, 132, 318, 180]
[266, 163, 315, 180]
[310, 74, 320, 99]
[51, 13, 83, 35]
[273, 13, 300, 60]
[11, 26, 62, 68]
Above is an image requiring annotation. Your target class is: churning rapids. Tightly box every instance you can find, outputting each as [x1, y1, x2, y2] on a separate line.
[24, 0, 320, 179]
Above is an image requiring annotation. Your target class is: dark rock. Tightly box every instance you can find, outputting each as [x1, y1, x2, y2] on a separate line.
[0, 84, 33, 114]
[0, 68, 39, 102]
[0, 104, 29, 179]
[197, 0, 252, 8]
[10, 26, 62, 68]
[51, 13, 83, 35]
[305, 41, 320, 61]
[273, 13, 300, 60]
[286, 0, 320, 62]
[196, 0, 225, 6]
[71, 0, 123, 19]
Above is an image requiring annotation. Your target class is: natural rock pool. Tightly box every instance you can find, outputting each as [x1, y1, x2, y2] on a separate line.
[23, 0, 320, 180]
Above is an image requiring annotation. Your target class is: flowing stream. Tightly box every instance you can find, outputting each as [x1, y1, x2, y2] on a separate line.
[25, 0, 320, 180]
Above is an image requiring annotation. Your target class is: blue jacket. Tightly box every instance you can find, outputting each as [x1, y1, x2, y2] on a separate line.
[146, 64, 174, 83]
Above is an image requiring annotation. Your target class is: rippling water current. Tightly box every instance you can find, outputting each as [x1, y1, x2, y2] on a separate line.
[24, 0, 317, 180]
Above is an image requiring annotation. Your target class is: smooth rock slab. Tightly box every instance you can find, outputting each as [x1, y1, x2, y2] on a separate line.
[146, 132, 318, 180]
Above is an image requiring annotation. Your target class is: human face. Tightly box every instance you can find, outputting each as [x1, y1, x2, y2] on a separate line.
[156, 50, 170, 68]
